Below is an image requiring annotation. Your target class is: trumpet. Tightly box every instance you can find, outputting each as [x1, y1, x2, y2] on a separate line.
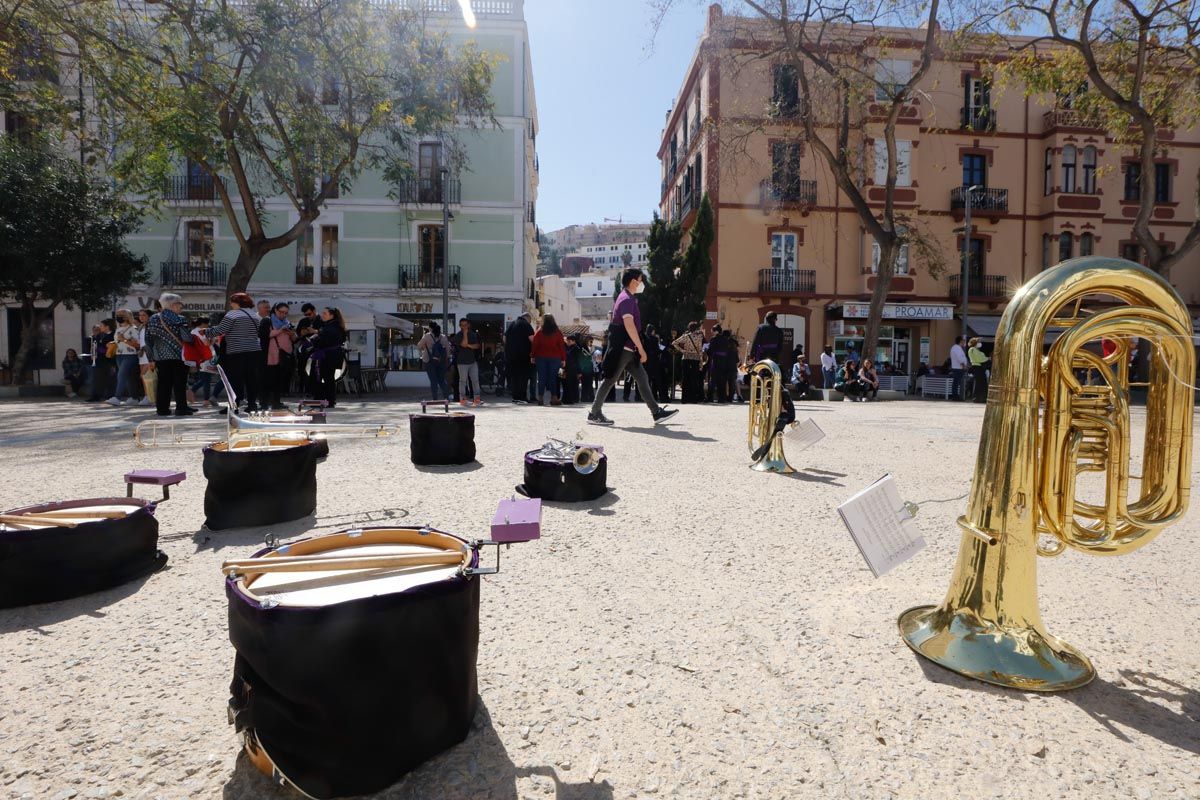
[536, 437, 601, 475]
[899, 256, 1194, 691]
[133, 410, 399, 448]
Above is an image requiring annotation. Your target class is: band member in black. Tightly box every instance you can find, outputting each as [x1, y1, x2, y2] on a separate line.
[749, 312, 785, 364]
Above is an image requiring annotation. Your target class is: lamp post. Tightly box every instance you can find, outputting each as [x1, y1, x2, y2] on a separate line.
[441, 166, 451, 333]
[959, 184, 980, 344]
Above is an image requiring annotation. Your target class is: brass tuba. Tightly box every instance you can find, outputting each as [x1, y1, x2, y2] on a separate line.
[899, 257, 1194, 691]
[747, 359, 794, 473]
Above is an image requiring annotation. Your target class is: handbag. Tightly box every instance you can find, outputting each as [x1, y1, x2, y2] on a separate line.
[104, 341, 118, 359]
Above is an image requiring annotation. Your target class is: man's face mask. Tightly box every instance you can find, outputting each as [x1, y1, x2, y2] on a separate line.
[634, 280, 645, 294]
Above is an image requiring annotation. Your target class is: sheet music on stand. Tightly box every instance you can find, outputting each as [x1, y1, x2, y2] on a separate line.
[837, 474, 925, 577]
[784, 418, 825, 452]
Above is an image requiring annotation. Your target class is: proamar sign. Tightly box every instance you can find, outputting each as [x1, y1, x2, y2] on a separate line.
[841, 303, 954, 321]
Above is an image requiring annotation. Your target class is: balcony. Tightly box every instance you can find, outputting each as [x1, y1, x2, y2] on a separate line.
[1043, 108, 1100, 131]
[951, 186, 1009, 219]
[526, 202, 536, 225]
[960, 107, 996, 132]
[679, 190, 694, 219]
[760, 179, 817, 208]
[295, 266, 314, 285]
[320, 267, 339, 285]
[398, 264, 462, 293]
[161, 261, 228, 287]
[948, 273, 1008, 302]
[758, 268, 816, 295]
[164, 174, 217, 203]
[393, 177, 461, 205]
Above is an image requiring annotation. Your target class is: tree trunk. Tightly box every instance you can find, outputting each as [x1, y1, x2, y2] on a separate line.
[862, 240, 897, 361]
[225, 246, 269, 295]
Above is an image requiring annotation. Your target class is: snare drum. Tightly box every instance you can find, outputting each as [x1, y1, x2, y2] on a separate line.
[520, 448, 608, 502]
[0, 498, 165, 608]
[226, 527, 481, 799]
[202, 435, 324, 531]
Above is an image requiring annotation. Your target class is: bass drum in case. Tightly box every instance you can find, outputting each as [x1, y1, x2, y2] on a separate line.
[226, 527, 480, 799]
[520, 449, 608, 502]
[203, 436, 325, 531]
[409, 411, 476, 466]
[0, 499, 166, 608]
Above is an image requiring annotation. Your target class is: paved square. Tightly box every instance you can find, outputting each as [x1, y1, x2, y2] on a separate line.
[0, 399, 1196, 799]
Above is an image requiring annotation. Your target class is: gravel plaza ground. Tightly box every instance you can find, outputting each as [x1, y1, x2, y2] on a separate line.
[0, 396, 1197, 800]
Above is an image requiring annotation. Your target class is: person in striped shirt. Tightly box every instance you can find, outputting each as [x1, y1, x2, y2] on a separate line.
[210, 292, 263, 413]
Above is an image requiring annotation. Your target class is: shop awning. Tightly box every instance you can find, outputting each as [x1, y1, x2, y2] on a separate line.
[965, 315, 1003, 339]
[274, 297, 412, 335]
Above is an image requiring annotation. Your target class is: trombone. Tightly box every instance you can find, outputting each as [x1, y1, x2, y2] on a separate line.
[133, 409, 399, 448]
[536, 437, 602, 475]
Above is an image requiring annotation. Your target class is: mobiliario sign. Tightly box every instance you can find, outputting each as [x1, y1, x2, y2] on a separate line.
[843, 303, 954, 321]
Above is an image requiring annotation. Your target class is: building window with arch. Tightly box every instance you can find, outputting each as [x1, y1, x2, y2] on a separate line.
[1044, 148, 1053, 195]
[1061, 145, 1076, 193]
[1080, 232, 1094, 256]
[1058, 232, 1073, 262]
[1082, 147, 1097, 194]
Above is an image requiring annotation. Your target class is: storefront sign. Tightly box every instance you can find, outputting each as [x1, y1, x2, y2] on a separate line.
[842, 303, 954, 321]
[398, 302, 435, 313]
[920, 336, 931, 363]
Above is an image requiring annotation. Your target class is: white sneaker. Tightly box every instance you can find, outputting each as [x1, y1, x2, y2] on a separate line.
[139, 397, 151, 406]
[105, 397, 121, 406]
[843, 397, 850, 402]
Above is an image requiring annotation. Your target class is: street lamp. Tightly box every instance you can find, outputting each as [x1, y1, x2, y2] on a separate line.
[441, 166, 451, 333]
[959, 184, 980, 344]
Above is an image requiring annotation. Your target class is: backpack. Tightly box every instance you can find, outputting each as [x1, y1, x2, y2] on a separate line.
[430, 336, 446, 364]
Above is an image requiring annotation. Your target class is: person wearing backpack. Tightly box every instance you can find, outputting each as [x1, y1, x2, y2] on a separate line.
[418, 321, 451, 400]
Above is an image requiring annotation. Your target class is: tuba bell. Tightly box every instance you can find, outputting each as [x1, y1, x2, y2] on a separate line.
[747, 359, 795, 473]
[899, 257, 1194, 691]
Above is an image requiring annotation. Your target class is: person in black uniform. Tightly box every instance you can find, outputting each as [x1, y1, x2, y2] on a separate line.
[709, 327, 738, 403]
[505, 312, 534, 404]
[749, 312, 785, 365]
[562, 334, 581, 405]
[311, 307, 348, 408]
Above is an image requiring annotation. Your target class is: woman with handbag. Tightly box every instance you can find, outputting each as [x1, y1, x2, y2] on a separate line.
[136, 309, 155, 407]
[210, 292, 263, 412]
[107, 310, 142, 406]
[310, 307, 348, 407]
[143, 293, 196, 417]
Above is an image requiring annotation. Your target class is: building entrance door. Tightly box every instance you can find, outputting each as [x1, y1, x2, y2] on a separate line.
[775, 313, 807, 363]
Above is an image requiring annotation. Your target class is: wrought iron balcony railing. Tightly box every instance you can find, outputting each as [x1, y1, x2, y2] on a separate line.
[161, 261, 228, 287]
[320, 267, 339, 285]
[398, 264, 462, 292]
[164, 174, 217, 202]
[758, 268, 816, 295]
[393, 177, 461, 205]
[295, 265, 314, 285]
[1043, 108, 1100, 130]
[951, 186, 1008, 213]
[760, 179, 817, 207]
[961, 107, 997, 131]
[948, 273, 1008, 300]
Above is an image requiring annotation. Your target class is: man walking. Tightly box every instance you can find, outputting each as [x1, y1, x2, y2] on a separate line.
[505, 312, 534, 404]
[455, 317, 483, 407]
[948, 335, 969, 401]
[749, 312, 785, 364]
[588, 268, 678, 426]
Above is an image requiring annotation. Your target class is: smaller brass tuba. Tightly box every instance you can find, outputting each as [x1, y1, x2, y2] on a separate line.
[747, 360, 794, 473]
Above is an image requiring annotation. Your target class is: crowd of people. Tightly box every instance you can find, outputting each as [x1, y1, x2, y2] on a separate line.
[65, 293, 350, 417]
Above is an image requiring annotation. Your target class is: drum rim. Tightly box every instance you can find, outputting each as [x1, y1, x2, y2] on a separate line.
[228, 526, 478, 608]
[408, 412, 475, 419]
[1, 498, 152, 534]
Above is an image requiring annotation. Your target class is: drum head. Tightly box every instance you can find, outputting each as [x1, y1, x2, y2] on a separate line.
[233, 527, 472, 608]
[0, 500, 145, 531]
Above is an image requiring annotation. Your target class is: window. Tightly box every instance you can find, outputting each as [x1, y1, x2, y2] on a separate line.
[320, 226, 338, 284]
[875, 59, 912, 101]
[296, 225, 314, 283]
[771, 232, 797, 271]
[3, 111, 38, 145]
[1058, 232, 1073, 262]
[187, 159, 213, 201]
[1080, 233, 1094, 256]
[1121, 242, 1141, 263]
[771, 142, 803, 200]
[186, 221, 213, 265]
[1061, 146, 1076, 193]
[1124, 162, 1141, 201]
[321, 172, 339, 199]
[418, 143, 443, 202]
[1154, 163, 1171, 202]
[873, 140, 911, 187]
[965, 238, 985, 279]
[1044, 148, 1053, 195]
[694, 153, 703, 196]
[870, 238, 910, 275]
[682, 110, 689, 148]
[772, 64, 800, 117]
[419, 225, 445, 272]
[964, 76, 991, 128]
[321, 77, 340, 106]
[962, 153, 986, 188]
[1082, 147, 1097, 194]
[1042, 234, 1052, 268]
